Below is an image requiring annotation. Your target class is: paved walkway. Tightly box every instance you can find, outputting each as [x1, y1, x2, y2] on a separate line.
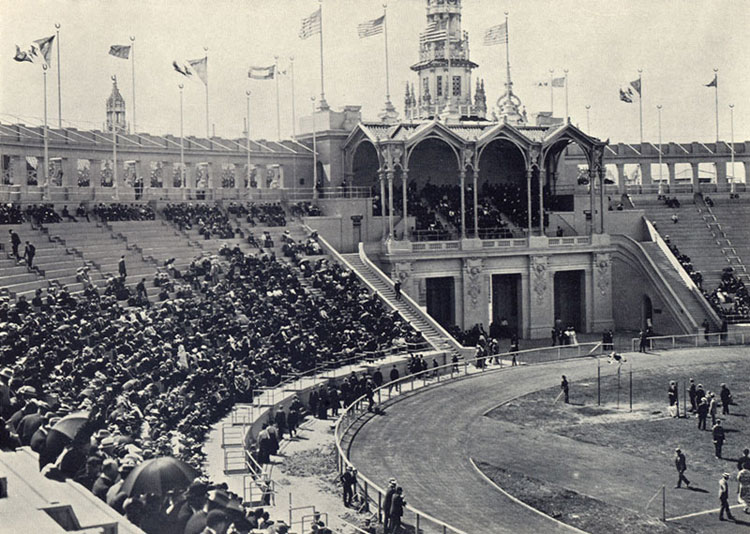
[347, 348, 750, 534]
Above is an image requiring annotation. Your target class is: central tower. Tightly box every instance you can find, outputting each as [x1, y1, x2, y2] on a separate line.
[406, 0, 485, 121]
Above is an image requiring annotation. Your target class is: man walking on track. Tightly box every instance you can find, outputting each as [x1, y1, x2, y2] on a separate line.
[713, 419, 726, 458]
[719, 472, 735, 521]
[561, 375, 569, 404]
[674, 448, 690, 488]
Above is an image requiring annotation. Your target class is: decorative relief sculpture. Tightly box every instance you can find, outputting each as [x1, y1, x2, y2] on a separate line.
[595, 253, 611, 296]
[465, 257, 484, 306]
[530, 255, 548, 305]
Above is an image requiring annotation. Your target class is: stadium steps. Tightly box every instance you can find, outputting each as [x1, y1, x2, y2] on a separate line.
[340, 250, 465, 361]
[640, 242, 711, 328]
[642, 205, 728, 289]
[706, 202, 750, 283]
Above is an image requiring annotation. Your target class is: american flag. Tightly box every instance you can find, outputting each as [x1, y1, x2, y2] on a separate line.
[299, 8, 322, 40]
[419, 21, 447, 44]
[357, 15, 385, 38]
[483, 22, 508, 46]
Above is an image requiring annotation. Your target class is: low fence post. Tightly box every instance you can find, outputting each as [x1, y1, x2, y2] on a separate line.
[416, 513, 420, 533]
[378, 493, 382, 523]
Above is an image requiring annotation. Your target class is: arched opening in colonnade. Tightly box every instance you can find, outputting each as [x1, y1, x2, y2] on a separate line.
[351, 141, 379, 190]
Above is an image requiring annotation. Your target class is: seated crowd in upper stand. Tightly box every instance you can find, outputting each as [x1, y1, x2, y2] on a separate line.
[289, 201, 322, 218]
[226, 202, 286, 226]
[371, 180, 531, 240]
[162, 203, 237, 239]
[0, 235, 423, 531]
[93, 203, 156, 222]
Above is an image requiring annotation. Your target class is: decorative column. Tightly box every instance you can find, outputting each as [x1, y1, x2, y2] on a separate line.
[459, 168, 466, 238]
[538, 167, 544, 236]
[379, 170, 387, 240]
[387, 169, 395, 240]
[640, 162, 652, 185]
[589, 167, 596, 236]
[667, 162, 676, 186]
[598, 167, 606, 234]
[528, 255, 553, 339]
[61, 158, 77, 189]
[592, 253, 614, 331]
[526, 167, 533, 236]
[715, 161, 727, 185]
[462, 257, 486, 329]
[616, 162, 626, 194]
[744, 161, 750, 186]
[11, 156, 27, 190]
[401, 168, 409, 240]
[89, 159, 101, 198]
[690, 162, 700, 190]
[472, 168, 479, 238]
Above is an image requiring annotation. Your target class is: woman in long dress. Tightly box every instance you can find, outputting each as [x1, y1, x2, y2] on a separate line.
[738, 468, 750, 513]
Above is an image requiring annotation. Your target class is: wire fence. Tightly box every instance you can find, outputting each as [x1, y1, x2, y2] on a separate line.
[630, 331, 750, 352]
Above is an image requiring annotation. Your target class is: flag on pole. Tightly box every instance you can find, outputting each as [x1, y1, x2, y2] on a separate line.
[188, 57, 208, 85]
[358, 15, 385, 38]
[630, 78, 642, 96]
[13, 35, 55, 66]
[551, 76, 566, 88]
[705, 74, 717, 87]
[483, 22, 508, 46]
[299, 8, 322, 39]
[248, 65, 275, 80]
[109, 45, 131, 59]
[173, 60, 192, 77]
[619, 88, 634, 103]
[419, 21, 446, 44]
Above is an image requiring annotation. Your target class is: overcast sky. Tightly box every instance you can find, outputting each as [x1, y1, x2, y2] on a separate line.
[1, 0, 748, 144]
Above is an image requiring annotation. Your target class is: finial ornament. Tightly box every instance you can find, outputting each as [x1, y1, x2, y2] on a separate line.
[55, 23, 60, 29]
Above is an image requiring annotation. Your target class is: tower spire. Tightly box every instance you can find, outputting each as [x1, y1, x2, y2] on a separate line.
[495, 11, 525, 125]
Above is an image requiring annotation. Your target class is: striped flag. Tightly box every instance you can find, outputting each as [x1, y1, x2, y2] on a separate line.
[419, 21, 447, 44]
[248, 65, 275, 80]
[299, 8, 322, 39]
[109, 45, 131, 59]
[483, 23, 508, 46]
[358, 15, 384, 38]
[551, 77, 566, 88]
[619, 88, 634, 103]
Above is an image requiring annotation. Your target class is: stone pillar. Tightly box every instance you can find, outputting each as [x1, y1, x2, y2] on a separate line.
[11, 156, 27, 187]
[473, 168, 479, 238]
[61, 158, 77, 188]
[401, 169, 409, 240]
[591, 253, 614, 332]
[459, 168, 466, 238]
[162, 162, 174, 189]
[186, 163, 196, 190]
[667, 162, 676, 185]
[616, 163, 626, 193]
[744, 161, 750, 185]
[538, 168, 544, 236]
[379, 170, 387, 240]
[715, 161, 727, 185]
[526, 168, 533, 236]
[589, 168, 595, 236]
[387, 169, 394, 240]
[598, 167, 605, 234]
[206, 162, 214, 190]
[89, 159, 101, 195]
[691, 162, 700, 189]
[640, 162, 652, 185]
[528, 255, 553, 339]
[462, 258, 487, 329]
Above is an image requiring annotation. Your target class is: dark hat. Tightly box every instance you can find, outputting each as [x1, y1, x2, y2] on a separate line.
[206, 509, 228, 527]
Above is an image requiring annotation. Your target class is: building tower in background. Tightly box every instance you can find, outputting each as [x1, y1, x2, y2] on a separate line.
[105, 76, 128, 133]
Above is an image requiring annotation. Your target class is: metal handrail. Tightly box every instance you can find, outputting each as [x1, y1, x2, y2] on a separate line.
[334, 342, 604, 534]
[630, 331, 749, 352]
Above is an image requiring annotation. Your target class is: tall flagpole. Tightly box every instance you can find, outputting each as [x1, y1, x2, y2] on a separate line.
[179, 84, 185, 192]
[311, 96, 318, 195]
[130, 36, 136, 133]
[383, 3, 391, 107]
[43, 65, 50, 199]
[504, 12, 511, 91]
[112, 76, 119, 200]
[318, 1, 328, 110]
[657, 104, 663, 194]
[55, 23, 61, 129]
[204, 47, 210, 138]
[585, 105, 591, 131]
[713, 68, 719, 143]
[638, 69, 643, 146]
[564, 68, 569, 121]
[290, 57, 297, 139]
[549, 68, 554, 114]
[246, 90, 251, 190]
[274, 56, 281, 141]
[729, 103, 735, 194]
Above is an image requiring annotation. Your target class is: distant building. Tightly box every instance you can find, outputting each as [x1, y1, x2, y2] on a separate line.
[105, 76, 128, 134]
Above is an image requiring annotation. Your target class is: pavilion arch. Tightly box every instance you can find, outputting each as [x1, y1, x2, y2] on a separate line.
[476, 138, 528, 188]
[405, 136, 462, 187]
[351, 139, 381, 188]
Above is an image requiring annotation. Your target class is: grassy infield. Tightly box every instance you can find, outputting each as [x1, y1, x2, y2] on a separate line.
[478, 360, 750, 534]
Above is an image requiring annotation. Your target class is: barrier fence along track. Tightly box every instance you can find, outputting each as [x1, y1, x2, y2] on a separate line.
[333, 342, 604, 534]
[630, 331, 750, 352]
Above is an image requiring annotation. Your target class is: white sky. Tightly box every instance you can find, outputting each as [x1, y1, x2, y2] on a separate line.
[0, 0, 748, 144]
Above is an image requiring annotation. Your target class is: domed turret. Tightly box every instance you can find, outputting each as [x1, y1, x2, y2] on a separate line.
[105, 76, 128, 133]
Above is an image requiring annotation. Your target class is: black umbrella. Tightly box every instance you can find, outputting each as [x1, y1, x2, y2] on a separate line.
[121, 456, 199, 497]
[39, 411, 89, 468]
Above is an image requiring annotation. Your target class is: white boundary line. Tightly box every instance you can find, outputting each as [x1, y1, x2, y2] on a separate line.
[667, 504, 746, 521]
[468, 457, 591, 534]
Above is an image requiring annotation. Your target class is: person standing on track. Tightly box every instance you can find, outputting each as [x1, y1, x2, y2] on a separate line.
[383, 478, 397, 533]
[713, 419, 726, 459]
[674, 448, 690, 489]
[697, 397, 709, 431]
[719, 472, 735, 521]
[389, 486, 406, 533]
[561, 376, 569, 404]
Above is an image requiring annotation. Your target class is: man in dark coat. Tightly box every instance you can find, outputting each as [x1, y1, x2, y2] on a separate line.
[118, 255, 127, 278]
[274, 408, 287, 438]
[372, 368, 383, 388]
[383, 479, 397, 533]
[674, 448, 690, 488]
[340, 466, 357, 507]
[697, 398, 709, 430]
[390, 487, 406, 533]
[287, 407, 299, 437]
[561, 376, 569, 404]
[24, 241, 35, 269]
[713, 420, 726, 458]
[720, 384, 732, 415]
[688, 379, 697, 412]
[389, 365, 400, 394]
[9, 229, 21, 259]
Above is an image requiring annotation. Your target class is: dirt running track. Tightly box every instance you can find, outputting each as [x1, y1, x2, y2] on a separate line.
[347, 349, 750, 534]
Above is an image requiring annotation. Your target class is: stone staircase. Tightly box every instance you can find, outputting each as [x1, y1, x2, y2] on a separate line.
[705, 200, 750, 284]
[340, 248, 467, 361]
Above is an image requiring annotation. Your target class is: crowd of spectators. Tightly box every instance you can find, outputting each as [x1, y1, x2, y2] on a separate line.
[227, 202, 287, 226]
[705, 267, 750, 321]
[289, 202, 322, 218]
[93, 203, 156, 222]
[163, 204, 237, 239]
[663, 234, 705, 290]
[0, 203, 25, 224]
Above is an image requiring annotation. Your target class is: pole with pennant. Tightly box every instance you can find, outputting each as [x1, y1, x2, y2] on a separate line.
[383, 3, 392, 109]
[318, 1, 327, 110]
[311, 97, 318, 196]
[112, 76, 119, 201]
[504, 12, 511, 93]
[549, 69, 554, 114]
[246, 90, 251, 192]
[290, 56, 296, 139]
[130, 36, 136, 133]
[43, 65, 50, 199]
[274, 56, 281, 141]
[638, 69, 643, 146]
[585, 105, 591, 131]
[204, 47, 209, 138]
[730, 103, 735, 194]
[713, 68, 719, 143]
[179, 84, 185, 193]
[55, 23, 62, 129]
[564, 68, 569, 122]
[657, 105, 663, 194]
